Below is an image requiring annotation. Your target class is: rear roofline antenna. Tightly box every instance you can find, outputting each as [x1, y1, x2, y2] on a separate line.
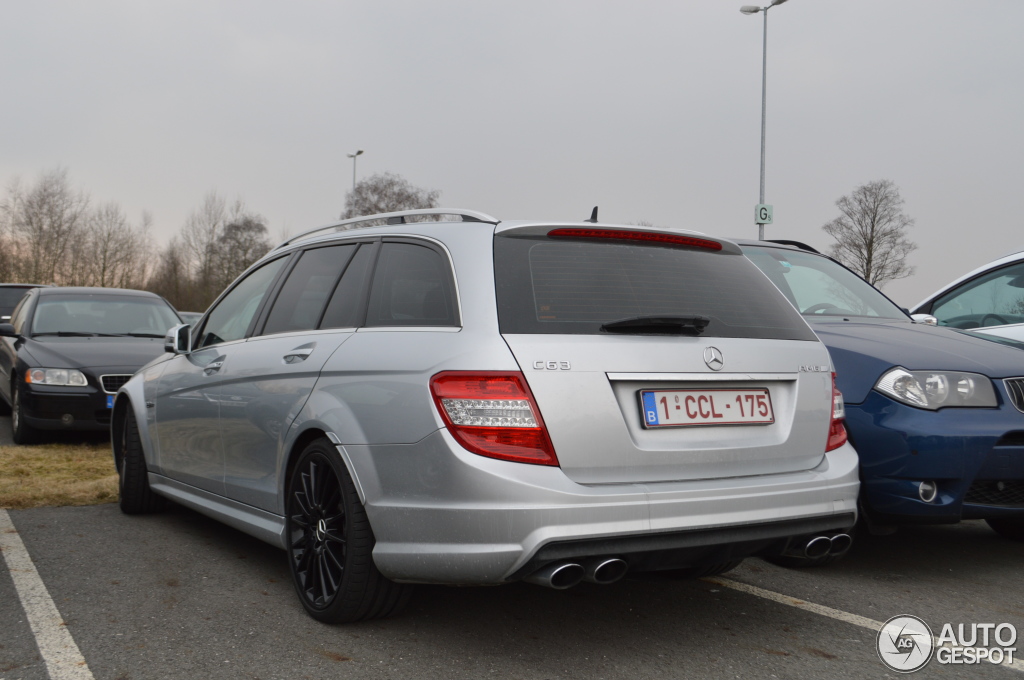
[585, 206, 598, 223]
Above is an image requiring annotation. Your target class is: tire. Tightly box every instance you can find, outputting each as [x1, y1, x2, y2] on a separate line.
[117, 406, 165, 514]
[986, 517, 1024, 541]
[286, 438, 412, 623]
[11, 382, 38, 445]
[762, 553, 844, 569]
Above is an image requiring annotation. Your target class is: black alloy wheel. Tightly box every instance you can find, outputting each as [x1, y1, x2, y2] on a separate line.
[285, 439, 411, 623]
[11, 382, 37, 444]
[117, 406, 165, 514]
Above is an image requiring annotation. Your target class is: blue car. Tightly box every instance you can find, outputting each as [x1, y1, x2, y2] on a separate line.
[741, 240, 1024, 556]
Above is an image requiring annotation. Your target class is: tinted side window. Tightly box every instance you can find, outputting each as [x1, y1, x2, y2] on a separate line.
[365, 242, 457, 327]
[198, 257, 288, 348]
[262, 245, 356, 335]
[320, 243, 375, 329]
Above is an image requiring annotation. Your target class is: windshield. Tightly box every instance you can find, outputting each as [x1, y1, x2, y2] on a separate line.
[32, 294, 181, 336]
[742, 246, 908, 320]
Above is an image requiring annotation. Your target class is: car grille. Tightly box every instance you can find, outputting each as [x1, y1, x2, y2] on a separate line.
[964, 480, 1024, 507]
[100, 374, 132, 394]
[1005, 378, 1024, 414]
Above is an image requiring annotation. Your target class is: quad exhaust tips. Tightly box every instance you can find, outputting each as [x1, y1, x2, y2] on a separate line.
[525, 557, 628, 589]
[787, 533, 853, 560]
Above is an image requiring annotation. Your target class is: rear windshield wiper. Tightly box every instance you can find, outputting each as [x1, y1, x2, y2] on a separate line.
[31, 331, 118, 337]
[600, 315, 711, 335]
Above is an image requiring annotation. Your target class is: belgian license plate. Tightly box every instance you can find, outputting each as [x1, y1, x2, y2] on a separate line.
[640, 388, 774, 428]
[106, 395, 114, 409]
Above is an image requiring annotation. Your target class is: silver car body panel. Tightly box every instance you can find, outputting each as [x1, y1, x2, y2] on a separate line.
[117, 215, 860, 584]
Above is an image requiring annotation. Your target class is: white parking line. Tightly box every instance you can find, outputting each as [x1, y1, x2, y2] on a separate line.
[706, 576, 1024, 674]
[0, 509, 94, 680]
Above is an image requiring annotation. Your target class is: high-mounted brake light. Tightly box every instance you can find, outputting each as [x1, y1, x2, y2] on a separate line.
[826, 372, 848, 452]
[547, 228, 723, 251]
[430, 371, 559, 466]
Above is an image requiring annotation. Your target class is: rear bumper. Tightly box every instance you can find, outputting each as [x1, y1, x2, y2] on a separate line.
[342, 430, 860, 584]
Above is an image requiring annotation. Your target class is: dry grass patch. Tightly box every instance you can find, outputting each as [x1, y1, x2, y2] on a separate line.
[0, 441, 117, 509]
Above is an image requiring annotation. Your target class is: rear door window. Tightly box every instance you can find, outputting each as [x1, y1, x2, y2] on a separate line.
[261, 245, 357, 335]
[365, 241, 458, 327]
[494, 232, 815, 340]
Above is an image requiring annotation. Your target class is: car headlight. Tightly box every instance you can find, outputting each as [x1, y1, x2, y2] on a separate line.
[25, 368, 88, 387]
[874, 367, 996, 409]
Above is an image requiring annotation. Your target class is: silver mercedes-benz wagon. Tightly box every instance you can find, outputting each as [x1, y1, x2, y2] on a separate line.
[113, 209, 859, 623]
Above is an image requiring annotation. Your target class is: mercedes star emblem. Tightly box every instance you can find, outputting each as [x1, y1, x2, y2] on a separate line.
[703, 346, 724, 371]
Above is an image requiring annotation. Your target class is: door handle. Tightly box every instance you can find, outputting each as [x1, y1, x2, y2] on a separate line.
[283, 344, 315, 364]
[204, 359, 225, 375]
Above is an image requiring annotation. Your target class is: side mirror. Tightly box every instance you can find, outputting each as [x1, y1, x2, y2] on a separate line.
[911, 314, 938, 326]
[164, 324, 192, 354]
[0, 323, 16, 338]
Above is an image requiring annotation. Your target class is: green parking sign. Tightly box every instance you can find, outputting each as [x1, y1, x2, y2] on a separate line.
[755, 204, 773, 224]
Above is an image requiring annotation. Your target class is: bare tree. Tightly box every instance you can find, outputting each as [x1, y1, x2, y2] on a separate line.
[1, 168, 90, 284]
[822, 180, 917, 288]
[341, 172, 440, 220]
[76, 204, 152, 288]
[173, 191, 271, 310]
[215, 214, 271, 291]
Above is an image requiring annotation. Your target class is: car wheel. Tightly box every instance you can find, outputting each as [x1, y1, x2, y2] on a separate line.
[986, 517, 1024, 541]
[286, 438, 412, 623]
[117, 406, 165, 514]
[11, 383, 37, 445]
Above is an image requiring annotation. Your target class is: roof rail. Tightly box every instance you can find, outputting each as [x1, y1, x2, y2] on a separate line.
[276, 208, 501, 249]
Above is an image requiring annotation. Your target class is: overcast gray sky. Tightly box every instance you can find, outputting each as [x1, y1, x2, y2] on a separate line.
[2, 1, 1021, 306]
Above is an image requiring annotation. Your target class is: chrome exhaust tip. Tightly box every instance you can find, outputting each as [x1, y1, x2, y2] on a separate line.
[583, 557, 628, 584]
[523, 562, 585, 590]
[804, 536, 832, 559]
[828, 533, 853, 556]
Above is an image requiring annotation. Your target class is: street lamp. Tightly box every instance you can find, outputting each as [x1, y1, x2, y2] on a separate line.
[347, 149, 364, 193]
[741, 0, 789, 240]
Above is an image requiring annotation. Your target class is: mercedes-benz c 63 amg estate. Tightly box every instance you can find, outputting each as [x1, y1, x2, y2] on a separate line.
[113, 209, 859, 623]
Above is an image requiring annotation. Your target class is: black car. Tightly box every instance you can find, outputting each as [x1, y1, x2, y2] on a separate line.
[0, 284, 49, 322]
[0, 287, 182, 443]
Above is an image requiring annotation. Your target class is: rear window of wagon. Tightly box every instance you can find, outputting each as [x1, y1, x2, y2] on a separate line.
[494, 232, 816, 341]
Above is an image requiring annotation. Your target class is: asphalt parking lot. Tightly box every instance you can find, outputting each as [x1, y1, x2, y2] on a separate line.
[2, 422, 1023, 679]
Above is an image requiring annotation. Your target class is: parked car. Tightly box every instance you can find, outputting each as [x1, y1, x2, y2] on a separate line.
[0, 283, 50, 322]
[0, 287, 182, 443]
[911, 249, 1024, 342]
[114, 209, 859, 623]
[742, 240, 1024, 553]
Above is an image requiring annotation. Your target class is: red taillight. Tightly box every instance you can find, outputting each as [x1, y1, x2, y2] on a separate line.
[826, 372, 848, 452]
[546, 228, 723, 251]
[430, 371, 559, 466]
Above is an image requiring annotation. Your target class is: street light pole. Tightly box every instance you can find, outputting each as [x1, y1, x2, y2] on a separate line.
[347, 149, 364, 193]
[741, 0, 789, 240]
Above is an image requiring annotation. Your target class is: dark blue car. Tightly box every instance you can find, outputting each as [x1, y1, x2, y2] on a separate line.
[741, 240, 1024, 557]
